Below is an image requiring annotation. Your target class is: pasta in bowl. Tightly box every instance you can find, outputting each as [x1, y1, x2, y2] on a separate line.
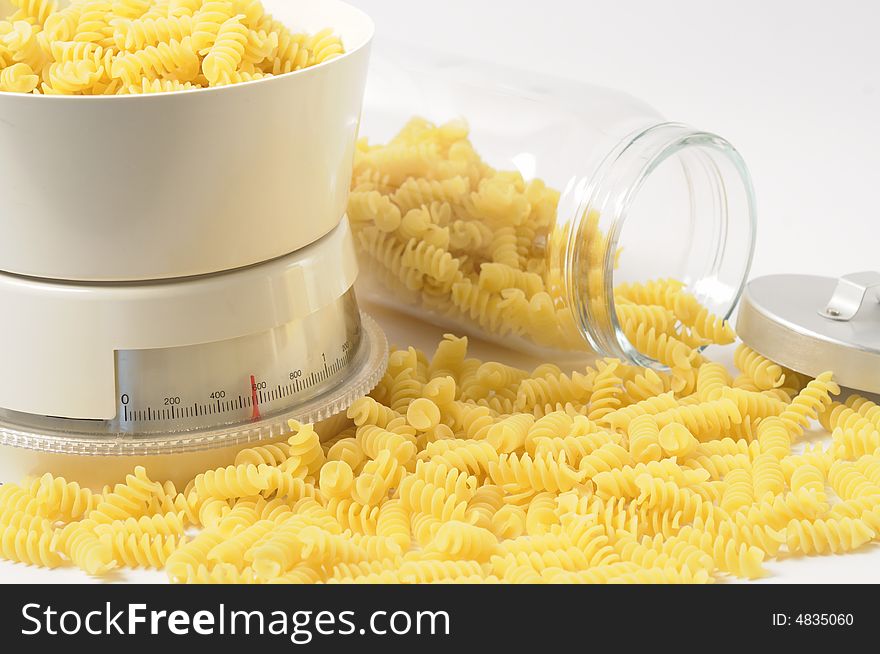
[0, 0, 375, 282]
[0, 0, 350, 94]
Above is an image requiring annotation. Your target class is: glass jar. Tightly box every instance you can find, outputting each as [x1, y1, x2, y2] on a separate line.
[350, 42, 756, 369]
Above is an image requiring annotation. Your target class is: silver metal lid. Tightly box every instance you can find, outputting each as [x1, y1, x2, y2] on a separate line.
[736, 272, 880, 394]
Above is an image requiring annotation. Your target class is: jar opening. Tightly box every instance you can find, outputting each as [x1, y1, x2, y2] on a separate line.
[568, 123, 757, 368]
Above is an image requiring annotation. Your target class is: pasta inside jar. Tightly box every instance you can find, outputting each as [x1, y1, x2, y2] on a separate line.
[352, 47, 756, 378]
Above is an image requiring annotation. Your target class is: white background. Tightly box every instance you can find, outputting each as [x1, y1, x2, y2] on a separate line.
[4, 0, 880, 584]
[354, 0, 880, 279]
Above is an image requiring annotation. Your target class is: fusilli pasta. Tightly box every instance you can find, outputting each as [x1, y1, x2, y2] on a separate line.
[0, 0, 343, 94]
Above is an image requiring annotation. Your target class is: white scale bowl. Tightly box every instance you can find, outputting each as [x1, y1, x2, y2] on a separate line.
[0, 0, 387, 486]
[0, 0, 374, 282]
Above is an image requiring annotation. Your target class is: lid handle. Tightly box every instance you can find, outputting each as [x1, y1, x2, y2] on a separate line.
[819, 271, 880, 321]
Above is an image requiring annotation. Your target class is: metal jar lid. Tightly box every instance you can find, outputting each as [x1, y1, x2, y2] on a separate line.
[736, 272, 880, 393]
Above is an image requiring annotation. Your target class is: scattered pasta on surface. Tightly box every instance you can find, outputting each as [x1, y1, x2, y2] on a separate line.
[0, 0, 343, 95]
[0, 109, 875, 582]
[0, 324, 877, 583]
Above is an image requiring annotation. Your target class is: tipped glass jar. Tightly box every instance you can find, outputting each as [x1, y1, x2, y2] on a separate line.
[350, 42, 756, 372]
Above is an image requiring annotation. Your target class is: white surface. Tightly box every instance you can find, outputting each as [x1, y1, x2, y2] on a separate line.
[3, 0, 879, 583]
[0, 0, 372, 281]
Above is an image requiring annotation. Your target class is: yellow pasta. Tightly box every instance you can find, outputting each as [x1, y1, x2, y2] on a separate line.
[325, 437, 366, 473]
[347, 395, 399, 428]
[587, 360, 623, 422]
[0, 61, 39, 92]
[193, 463, 271, 500]
[56, 519, 117, 575]
[2, 326, 870, 582]
[355, 424, 416, 464]
[112, 14, 195, 51]
[30, 472, 100, 521]
[786, 517, 875, 555]
[628, 414, 663, 463]
[261, 468, 318, 502]
[424, 520, 498, 562]
[828, 461, 880, 501]
[623, 368, 669, 404]
[832, 425, 880, 460]
[0, 86, 876, 584]
[165, 529, 224, 582]
[9, 0, 58, 25]
[0, 0, 343, 94]
[100, 532, 183, 568]
[88, 466, 161, 524]
[734, 344, 785, 390]
[318, 461, 355, 499]
[751, 453, 786, 501]
[285, 420, 325, 476]
[789, 464, 827, 504]
[352, 119, 738, 361]
[652, 398, 741, 442]
[406, 397, 442, 431]
[395, 559, 484, 584]
[0, 517, 63, 568]
[601, 392, 679, 431]
[488, 452, 584, 494]
[201, 13, 246, 85]
[234, 441, 290, 467]
[778, 371, 840, 439]
[658, 422, 698, 458]
[756, 416, 790, 459]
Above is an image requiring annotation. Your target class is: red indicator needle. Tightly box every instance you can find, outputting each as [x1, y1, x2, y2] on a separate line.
[250, 374, 261, 421]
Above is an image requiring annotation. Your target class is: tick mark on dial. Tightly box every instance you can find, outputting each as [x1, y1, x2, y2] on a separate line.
[250, 374, 261, 421]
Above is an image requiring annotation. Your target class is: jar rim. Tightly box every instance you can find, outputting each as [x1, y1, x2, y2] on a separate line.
[565, 122, 758, 367]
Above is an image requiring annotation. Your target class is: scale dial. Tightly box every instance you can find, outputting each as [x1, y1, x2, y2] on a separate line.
[113, 289, 362, 434]
[0, 291, 387, 455]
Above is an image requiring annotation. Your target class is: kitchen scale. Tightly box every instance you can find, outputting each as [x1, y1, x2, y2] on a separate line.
[0, 0, 387, 485]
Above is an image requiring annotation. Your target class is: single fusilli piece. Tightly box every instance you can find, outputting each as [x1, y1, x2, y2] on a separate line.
[779, 371, 840, 439]
[786, 517, 875, 555]
[734, 344, 785, 390]
[193, 463, 271, 500]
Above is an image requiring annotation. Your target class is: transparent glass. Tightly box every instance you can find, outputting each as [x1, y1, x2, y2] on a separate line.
[353, 42, 757, 367]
